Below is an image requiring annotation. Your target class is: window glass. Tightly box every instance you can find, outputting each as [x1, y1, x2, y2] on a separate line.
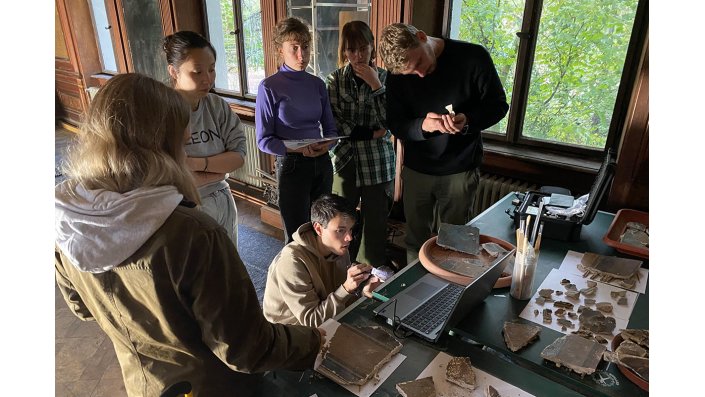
[449, 0, 638, 150]
[316, 7, 369, 79]
[206, 0, 241, 92]
[89, 0, 118, 73]
[525, 0, 637, 148]
[121, 0, 169, 83]
[206, 0, 265, 96]
[450, 0, 523, 135]
[241, 0, 264, 94]
[288, 1, 370, 79]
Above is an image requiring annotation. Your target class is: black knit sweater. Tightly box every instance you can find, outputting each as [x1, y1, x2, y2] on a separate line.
[386, 38, 508, 175]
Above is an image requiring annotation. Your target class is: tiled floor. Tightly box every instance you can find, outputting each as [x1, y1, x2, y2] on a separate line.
[55, 286, 127, 397]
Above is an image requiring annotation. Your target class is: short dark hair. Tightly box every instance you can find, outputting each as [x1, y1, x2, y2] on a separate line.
[162, 31, 217, 84]
[338, 20, 376, 68]
[310, 194, 356, 228]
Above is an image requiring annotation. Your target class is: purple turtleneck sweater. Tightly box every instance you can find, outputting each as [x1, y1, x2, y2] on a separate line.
[255, 64, 339, 155]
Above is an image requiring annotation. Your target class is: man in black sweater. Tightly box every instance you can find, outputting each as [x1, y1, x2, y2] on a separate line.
[379, 23, 509, 263]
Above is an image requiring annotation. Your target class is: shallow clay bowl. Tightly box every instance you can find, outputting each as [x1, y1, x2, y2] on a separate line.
[418, 234, 515, 289]
[611, 333, 648, 392]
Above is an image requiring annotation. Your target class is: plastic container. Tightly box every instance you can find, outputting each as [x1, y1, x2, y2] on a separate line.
[509, 249, 538, 300]
[602, 209, 648, 259]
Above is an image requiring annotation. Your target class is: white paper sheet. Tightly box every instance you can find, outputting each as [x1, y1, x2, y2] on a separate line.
[314, 319, 406, 397]
[414, 351, 535, 397]
[557, 250, 648, 294]
[282, 136, 348, 150]
[519, 268, 638, 344]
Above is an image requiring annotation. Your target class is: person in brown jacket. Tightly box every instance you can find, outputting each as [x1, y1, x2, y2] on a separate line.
[54, 73, 323, 397]
[263, 193, 381, 327]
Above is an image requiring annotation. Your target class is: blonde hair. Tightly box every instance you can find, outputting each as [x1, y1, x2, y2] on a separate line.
[63, 73, 200, 204]
[378, 23, 422, 74]
[273, 17, 312, 50]
[337, 20, 376, 68]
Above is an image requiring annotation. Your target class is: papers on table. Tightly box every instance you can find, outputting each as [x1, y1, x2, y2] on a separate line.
[415, 351, 535, 397]
[519, 267, 638, 344]
[314, 318, 406, 397]
[282, 136, 348, 150]
[558, 250, 648, 294]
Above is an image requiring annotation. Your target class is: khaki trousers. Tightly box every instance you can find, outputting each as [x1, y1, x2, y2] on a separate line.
[401, 167, 480, 263]
[332, 160, 393, 267]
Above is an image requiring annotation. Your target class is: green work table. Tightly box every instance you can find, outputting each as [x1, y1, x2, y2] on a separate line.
[262, 298, 582, 396]
[263, 193, 648, 396]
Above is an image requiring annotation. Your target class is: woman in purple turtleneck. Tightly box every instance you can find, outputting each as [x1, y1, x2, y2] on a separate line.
[255, 17, 339, 244]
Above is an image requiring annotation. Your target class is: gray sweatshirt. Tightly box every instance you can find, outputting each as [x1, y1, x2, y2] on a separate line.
[186, 93, 247, 197]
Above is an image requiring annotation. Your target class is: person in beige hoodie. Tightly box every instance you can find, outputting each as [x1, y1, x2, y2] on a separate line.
[263, 193, 381, 327]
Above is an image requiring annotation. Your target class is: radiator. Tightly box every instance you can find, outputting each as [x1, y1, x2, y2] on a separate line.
[229, 121, 264, 188]
[472, 173, 538, 217]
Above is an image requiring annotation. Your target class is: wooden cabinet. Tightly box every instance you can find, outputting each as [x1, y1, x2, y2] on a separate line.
[55, 0, 101, 124]
[55, 0, 205, 125]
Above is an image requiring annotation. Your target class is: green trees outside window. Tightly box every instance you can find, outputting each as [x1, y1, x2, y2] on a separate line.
[450, 0, 638, 150]
[206, 0, 265, 97]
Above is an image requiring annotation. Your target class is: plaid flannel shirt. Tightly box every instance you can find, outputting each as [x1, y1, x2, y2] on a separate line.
[326, 64, 396, 187]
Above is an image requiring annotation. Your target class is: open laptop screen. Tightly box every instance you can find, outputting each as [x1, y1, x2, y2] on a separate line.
[374, 248, 514, 342]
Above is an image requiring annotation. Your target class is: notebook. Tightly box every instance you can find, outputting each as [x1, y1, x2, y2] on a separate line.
[373, 248, 514, 343]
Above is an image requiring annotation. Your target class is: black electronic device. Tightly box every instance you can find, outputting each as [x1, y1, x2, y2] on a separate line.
[506, 149, 617, 241]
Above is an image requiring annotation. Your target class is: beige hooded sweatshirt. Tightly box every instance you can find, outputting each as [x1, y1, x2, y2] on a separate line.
[262, 222, 355, 327]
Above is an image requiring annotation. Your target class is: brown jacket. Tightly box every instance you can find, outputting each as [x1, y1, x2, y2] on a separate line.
[55, 204, 320, 397]
[262, 222, 355, 327]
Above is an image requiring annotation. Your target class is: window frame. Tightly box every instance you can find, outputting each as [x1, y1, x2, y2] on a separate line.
[444, 0, 648, 161]
[203, 0, 263, 101]
[286, 0, 372, 81]
[86, 0, 120, 74]
[88, 0, 130, 76]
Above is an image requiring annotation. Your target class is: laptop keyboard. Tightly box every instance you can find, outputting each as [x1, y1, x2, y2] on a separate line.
[402, 283, 464, 334]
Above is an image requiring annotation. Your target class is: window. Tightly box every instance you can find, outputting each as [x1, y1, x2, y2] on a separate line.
[88, 0, 118, 73]
[448, 0, 640, 154]
[85, 0, 169, 82]
[120, 0, 170, 83]
[205, 0, 265, 97]
[288, 0, 371, 80]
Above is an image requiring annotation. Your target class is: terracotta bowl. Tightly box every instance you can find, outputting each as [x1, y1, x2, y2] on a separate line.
[418, 234, 515, 289]
[611, 334, 649, 392]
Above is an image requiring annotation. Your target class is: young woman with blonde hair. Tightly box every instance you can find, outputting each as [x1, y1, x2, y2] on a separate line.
[55, 73, 323, 396]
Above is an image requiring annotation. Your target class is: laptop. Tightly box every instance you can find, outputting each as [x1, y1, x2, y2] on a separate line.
[373, 248, 515, 343]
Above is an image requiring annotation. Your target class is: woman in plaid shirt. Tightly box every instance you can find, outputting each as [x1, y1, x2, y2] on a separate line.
[326, 21, 396, 269]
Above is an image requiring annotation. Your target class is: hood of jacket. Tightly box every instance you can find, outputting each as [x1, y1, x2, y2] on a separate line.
[55, 181, 183, 273]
